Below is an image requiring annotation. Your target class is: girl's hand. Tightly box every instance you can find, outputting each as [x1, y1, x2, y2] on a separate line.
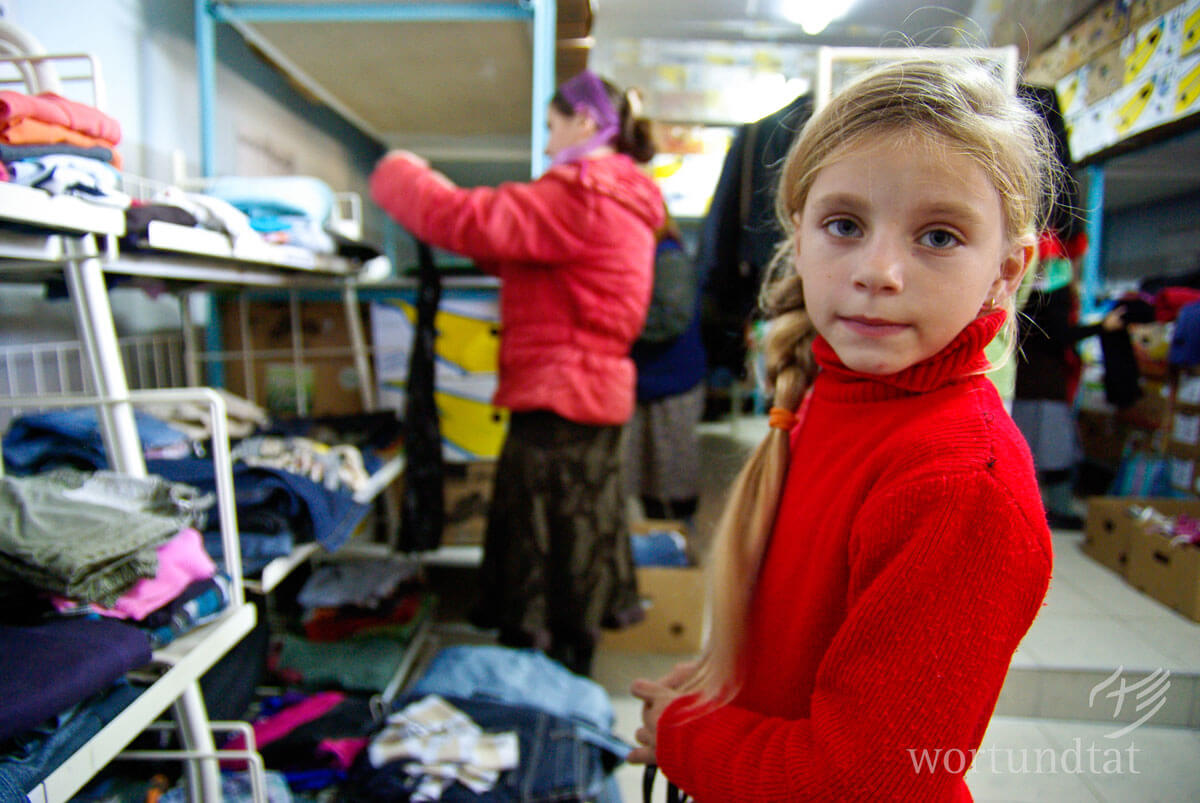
[627, 666, 691, 764]
[657, 660, 698, 689]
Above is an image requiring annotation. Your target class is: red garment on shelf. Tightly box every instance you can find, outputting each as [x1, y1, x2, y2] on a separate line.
[0, 91, 122, 143]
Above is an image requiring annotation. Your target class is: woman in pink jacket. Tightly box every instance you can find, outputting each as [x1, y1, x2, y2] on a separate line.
[370, 70, 665, 675]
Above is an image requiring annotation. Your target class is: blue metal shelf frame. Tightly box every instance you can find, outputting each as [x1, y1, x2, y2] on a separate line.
[192, 1, 556, 386]
[1080, 163, 1104, 319]
[193, 1, 556, 178]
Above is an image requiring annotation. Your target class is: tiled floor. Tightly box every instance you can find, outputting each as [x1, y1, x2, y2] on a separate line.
[591, 416, 1200, 802]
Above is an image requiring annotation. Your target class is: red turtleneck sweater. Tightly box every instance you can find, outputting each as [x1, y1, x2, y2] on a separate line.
[655, 313, 1053, 801]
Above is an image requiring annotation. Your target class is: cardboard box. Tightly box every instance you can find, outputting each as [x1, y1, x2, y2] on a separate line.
[600, 565, 707, 654]
[1082, 496, 1200, 572]
[1086, 43, 1126, 104]
[1130, 0, 1188, 28]
[1087, 496, 1200, 620]
[1083, 496, 1140, 574]
[1127, 520, 1200, 621]
[220, 299, 368, 416]
[1068, 2, 1130, 68]
[1077, 409, 1131, 466]
[600, 520, 707, 654]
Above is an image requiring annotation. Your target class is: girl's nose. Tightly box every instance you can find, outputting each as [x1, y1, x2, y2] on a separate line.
[852, 237, 904, 293]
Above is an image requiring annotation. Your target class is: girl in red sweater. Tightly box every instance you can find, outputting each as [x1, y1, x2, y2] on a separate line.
[630, 56, 1057, 801]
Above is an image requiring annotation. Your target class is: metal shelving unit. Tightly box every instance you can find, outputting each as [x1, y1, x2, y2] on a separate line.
[0, 182, 265, 803]
[0, 179, 409, 800]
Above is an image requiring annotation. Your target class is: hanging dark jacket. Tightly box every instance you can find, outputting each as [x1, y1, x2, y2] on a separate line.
[695, 94, 813, 375]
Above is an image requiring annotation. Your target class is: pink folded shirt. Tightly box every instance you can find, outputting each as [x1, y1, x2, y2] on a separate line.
[52, 527, 216, 620]
[0, 91, 121, 144]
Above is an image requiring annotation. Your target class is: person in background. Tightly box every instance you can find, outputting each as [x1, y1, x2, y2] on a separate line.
[369, 70, 665, 676]
[1013, 231, 1127, 530]
[628, 56, 1056, 800]
[624, 207, 708, 524]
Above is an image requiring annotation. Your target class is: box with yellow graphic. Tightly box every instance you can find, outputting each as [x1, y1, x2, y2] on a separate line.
[371, 289, 508, 460]
[1121, 5, 1185, 87]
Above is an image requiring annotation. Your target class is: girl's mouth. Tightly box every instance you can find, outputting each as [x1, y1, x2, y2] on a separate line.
[839, 316, 907, 336]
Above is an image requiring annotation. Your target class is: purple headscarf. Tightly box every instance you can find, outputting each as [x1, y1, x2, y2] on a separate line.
[552, 70, 621, 166]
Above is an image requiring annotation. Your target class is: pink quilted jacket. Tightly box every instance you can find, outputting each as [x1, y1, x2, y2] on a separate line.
[370, 152, 665, 425]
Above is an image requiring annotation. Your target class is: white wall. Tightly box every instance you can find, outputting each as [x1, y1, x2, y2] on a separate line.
[5, 0, 381, 187]
[0, 0, 387, 344]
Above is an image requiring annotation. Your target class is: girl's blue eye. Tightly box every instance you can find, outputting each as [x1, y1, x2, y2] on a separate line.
[920, 229, 960, 249]
[826, 218, 859, 237]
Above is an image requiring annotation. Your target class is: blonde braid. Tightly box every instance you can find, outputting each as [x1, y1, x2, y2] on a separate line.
[762, 273, 817, 411]
[676, 268, 815, 708]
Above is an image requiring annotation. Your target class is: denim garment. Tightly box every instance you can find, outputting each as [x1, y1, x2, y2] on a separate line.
[349, 694, 626, 803]
[407, 646, 630, 760]
[2, 408, 189, 475]
[2, 409, 371, 552]
[147, 456, 369, 552]
[630, 530, 690, 567]
[204, 530, 293, 575]
[0, 680, 142, 803]
[409, 647, 610, 731]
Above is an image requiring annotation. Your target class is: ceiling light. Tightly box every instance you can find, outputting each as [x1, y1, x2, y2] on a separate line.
[779, 0, 856, 36]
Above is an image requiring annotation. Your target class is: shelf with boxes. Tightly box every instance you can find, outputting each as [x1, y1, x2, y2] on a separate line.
[1080, 362, 1200, 624]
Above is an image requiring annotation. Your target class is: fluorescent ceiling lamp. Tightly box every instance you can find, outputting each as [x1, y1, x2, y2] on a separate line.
[780, 0, 856, 36]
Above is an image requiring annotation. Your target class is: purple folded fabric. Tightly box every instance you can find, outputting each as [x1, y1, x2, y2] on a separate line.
[0, 617, 151, 742]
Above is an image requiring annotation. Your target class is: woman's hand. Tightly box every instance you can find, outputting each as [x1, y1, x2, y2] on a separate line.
[379, 149, 429, 169]
[627, 661, 695, 764]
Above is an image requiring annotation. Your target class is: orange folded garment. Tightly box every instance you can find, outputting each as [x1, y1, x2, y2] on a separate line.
[0, 119, 121, 168]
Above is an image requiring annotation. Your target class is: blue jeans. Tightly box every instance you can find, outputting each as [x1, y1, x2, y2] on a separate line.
[409, 645, 621, 740]
[149, 456, 369, 551]
[2, 408, 188, 475]
[0, 681, 142, 803]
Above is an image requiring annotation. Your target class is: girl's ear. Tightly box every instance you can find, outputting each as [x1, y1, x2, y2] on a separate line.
[993, 240, 1035, 303]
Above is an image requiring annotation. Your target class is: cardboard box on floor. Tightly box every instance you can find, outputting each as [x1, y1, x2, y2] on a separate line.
[600, 519, 707, 655]
[1083, 496, 1144, 575]
[442, 460, 495, 546]
[1085, 496, 1200, 622]
[1127, 524, 1200, 624]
